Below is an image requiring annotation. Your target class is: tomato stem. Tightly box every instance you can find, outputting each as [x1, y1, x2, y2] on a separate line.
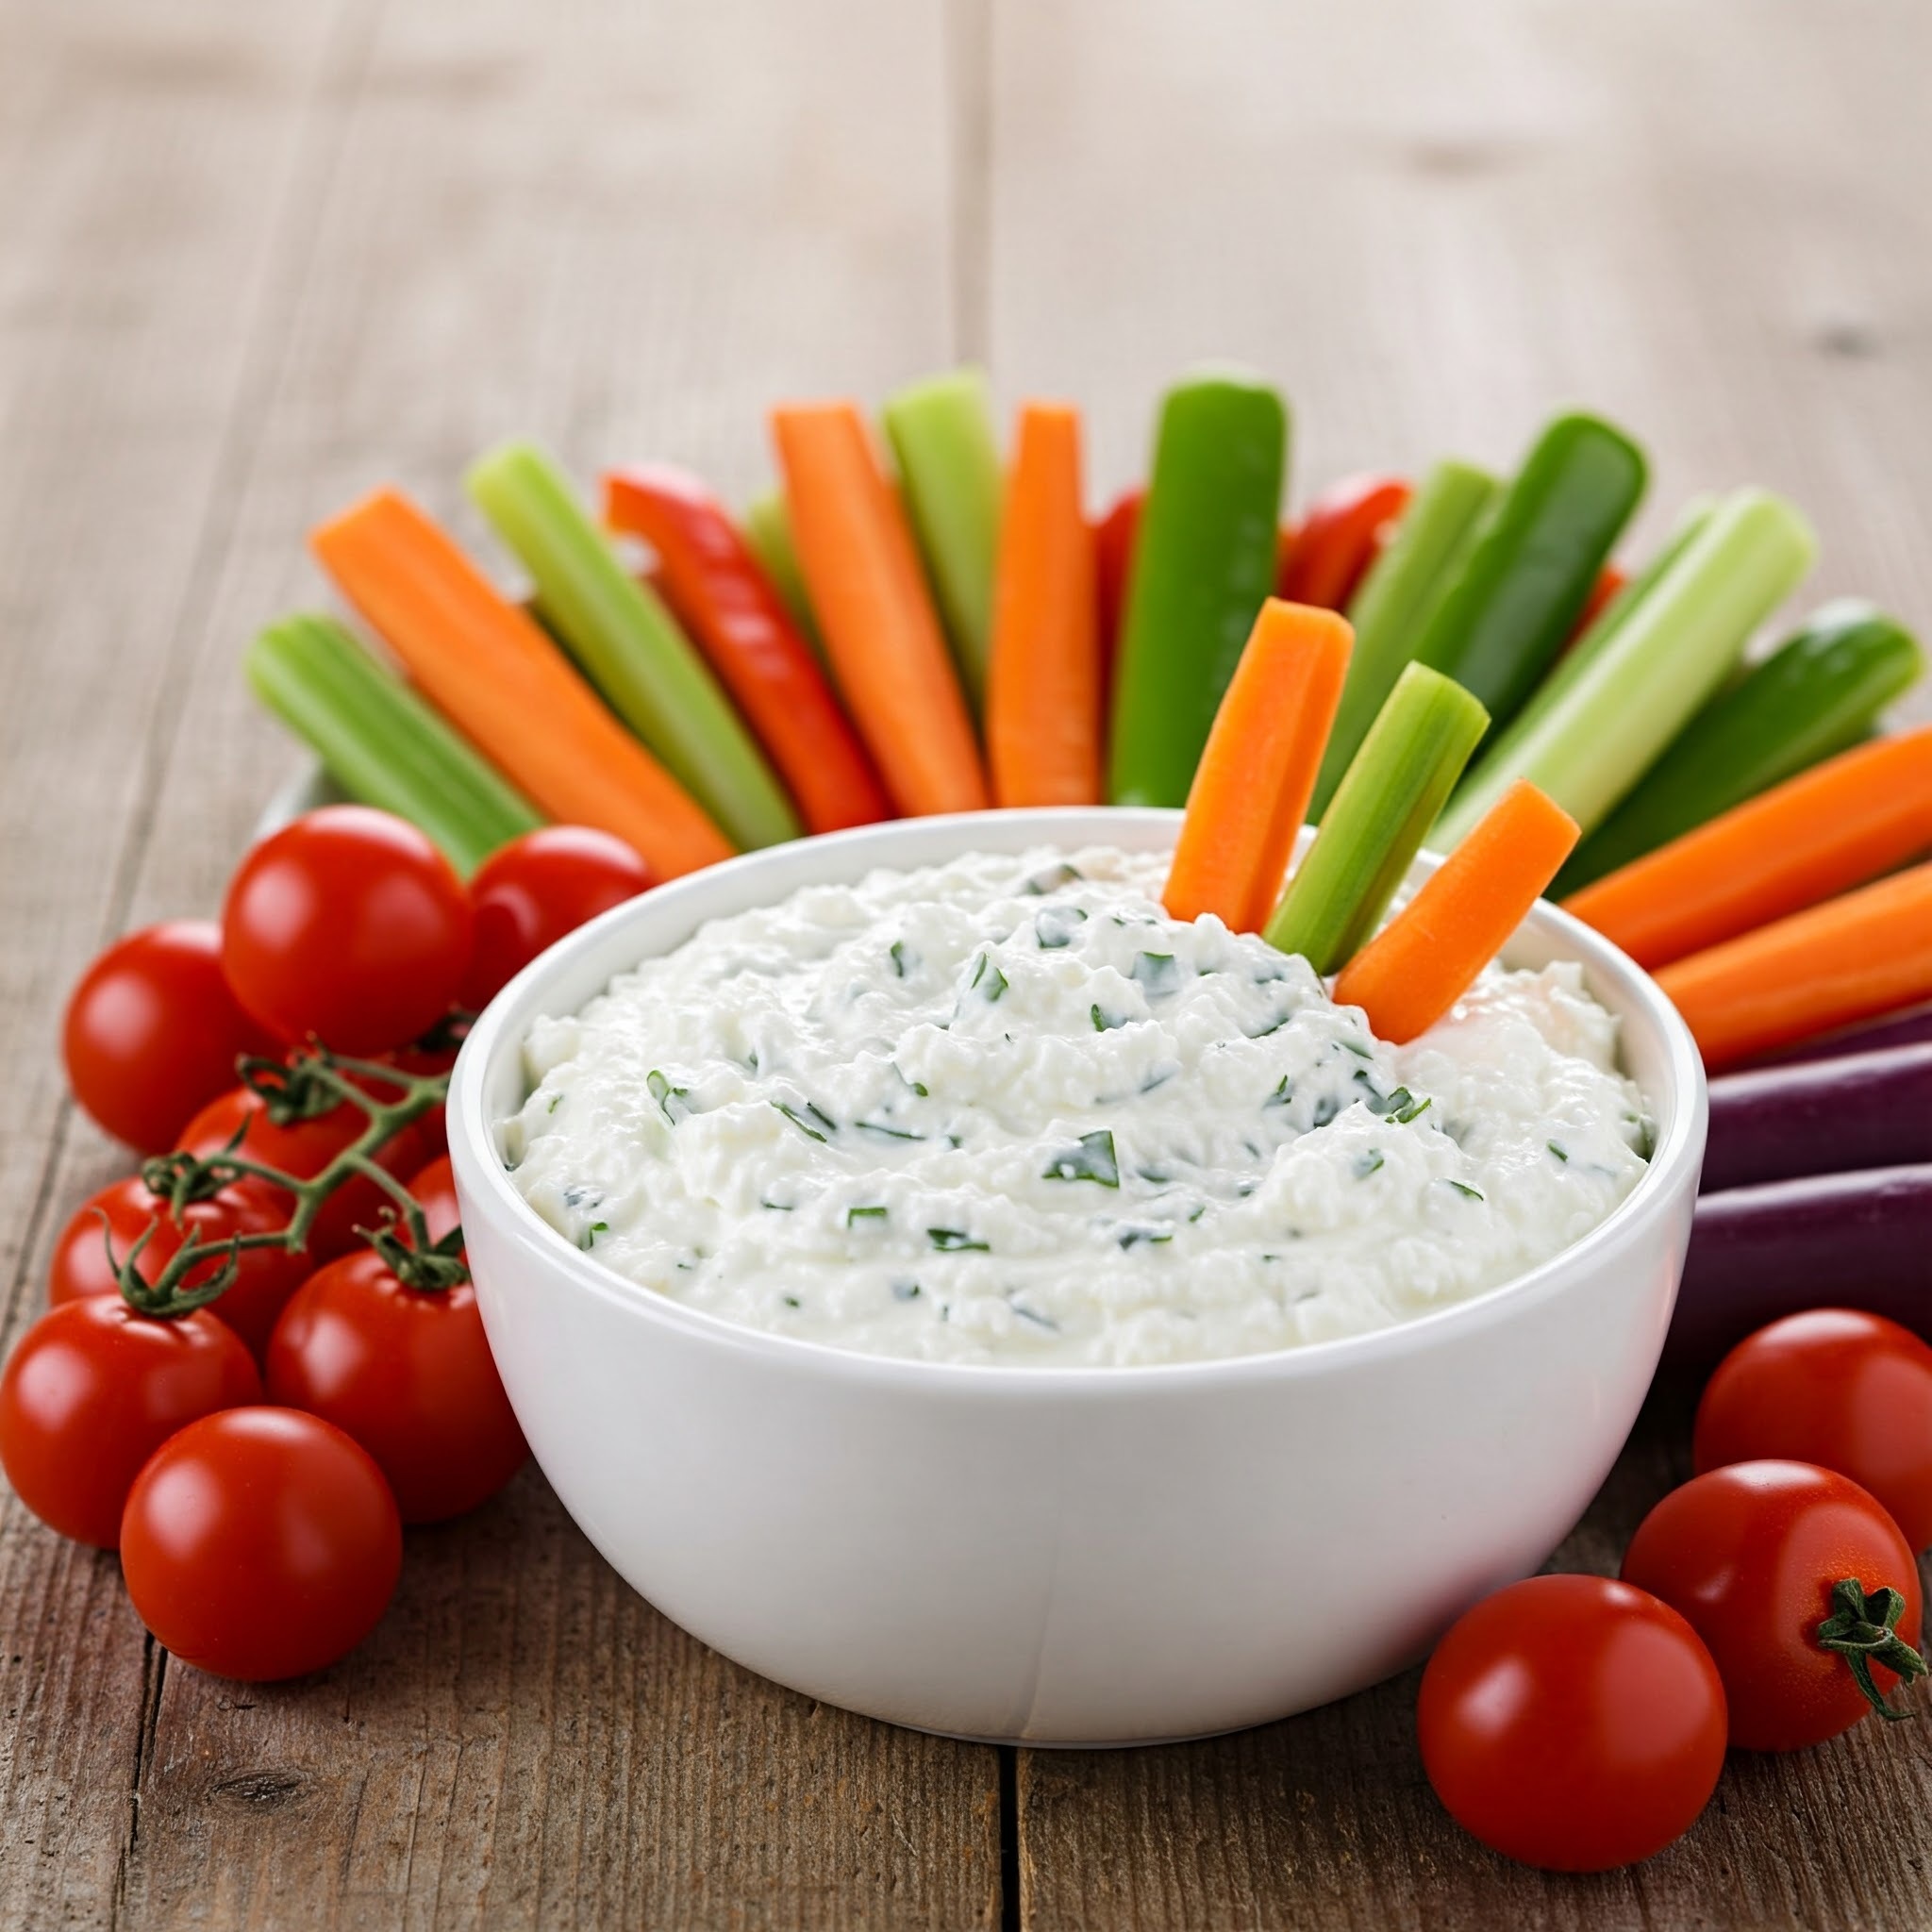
[1816, 1577, 1929, 1722]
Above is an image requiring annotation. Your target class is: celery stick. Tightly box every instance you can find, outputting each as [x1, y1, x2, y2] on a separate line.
[1264, 664, 1489, 974]
[468, 441, 801, 850]
[743, 489, 825, 661]
[1310, 459, 1498, 818]
[881, 368, 1003, 707]
[1433, 490, 1816, 848]
[247, 615, 541, 875]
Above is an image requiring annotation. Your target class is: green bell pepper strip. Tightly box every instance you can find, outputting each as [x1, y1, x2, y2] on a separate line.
[1411, 411, 1648, 737]
[1263, 663, 1489, 974]
[1309, 459, 1498, 818]
[881, 368, 1003, 708]
[744, 488, 825, 662]
[1557, 599, 1924, 891]
[1108, 371, 1290, 808]
[1434, 489, 1817, 849]
[468, 441, 801, 850]
[246, 614, 542, 875]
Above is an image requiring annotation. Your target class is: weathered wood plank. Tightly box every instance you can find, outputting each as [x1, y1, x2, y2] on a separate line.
[991, 3, 1932, 1924]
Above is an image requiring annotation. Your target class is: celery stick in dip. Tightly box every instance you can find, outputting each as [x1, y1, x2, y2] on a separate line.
[503, 846, 1650, 1367]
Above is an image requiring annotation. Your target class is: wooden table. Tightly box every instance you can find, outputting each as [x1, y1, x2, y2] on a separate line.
[4, 4, 1930, 1924]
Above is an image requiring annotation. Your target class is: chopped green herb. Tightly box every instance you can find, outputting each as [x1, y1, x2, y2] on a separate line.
[1339, 1036, 1374, 1058]
[1117, 1224, 1174, 1249]
[846, 1205, 889, 1226]
[891, 1280, 922, 1302]
[857, 1119, 925, 1141]
[1035, 906, 1088, 949]
[773, 1100, 831, 1143]
[1132, 951, 1181, 996]
[546, 1092, 562, 1114]
[1023, 860, 1083, 895]
[1042, 1128, 1120, 1188]
[1393, 1094, 1433, 1125]
[759, 1198, 793, 1212]
[1245, 1013, 1292, 1040]
[967, 952, 1009, 1002]
[892, 1062, 930, 1098]
[647, 1068, 692, 1124]
[1137, 1164, 1172, 1184]
[1091, 1003, 1126, 1033]
[1444, 1179, 1486, 1201]
[1547, 1140, 1571, 1163]
[1266, 1075, 1294, 1108]
[1009, 1300, 1059, 1331]
[580, 1220, 610, 1250]
[1354, 1150, 1385, 1178]
[782, 1294, 801, 1308]
[1188, 1203, 1208, 1224]
[889, 938, 913, 978]
[928, 1227, 991, 1253]
[1311, 1094, 1341, 1128]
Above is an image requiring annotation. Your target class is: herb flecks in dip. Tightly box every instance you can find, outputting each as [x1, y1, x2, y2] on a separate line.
[503, 847, 1650, 1365]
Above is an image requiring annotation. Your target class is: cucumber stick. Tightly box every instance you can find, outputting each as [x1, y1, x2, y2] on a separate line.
[247, 614, 541, 875]
[1557, 600, 1924, 891]
[1265, 663, 1489, 974]
[1310, 458, 1498, 818]
[469, 441, 801, 850]
[881, 368, 1003, 707]
[1412, 411, 1647, 736]
[1109, 370, 1290, 808]
[1435, 489, 1817, 848]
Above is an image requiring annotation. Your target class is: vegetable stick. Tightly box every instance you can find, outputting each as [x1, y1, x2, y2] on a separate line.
[1275, 475, 1412, 613]
[1264, 664, 1489, 974]
[1435, 489, 1816, 848]
[1567, 563, 1626, 645]
[1703, 1045, 1932, 1193]
[985, 404, 1103, 808]
[1108, 372, 1291, 808]
[1561, 726, 1932, 968]
[310, 489, 732, 876]
[1413, 412, 1647, 737]
[1333, 781, 1579, 1044]
[882, 368, 1003, 707]
[1751, 1002, 1932, 1069]
[771, 402, 988, 816]
[1664, 1165, 1932, 1373]
[1558, 601, 1923, 891]
[247, 614, 541, 876]
[742, 490, 826, 659]
[468, 441, 800, 851]
[1310, 459, 1498, 818]
[1655, 862, 1932, 1070]
[1163, 600, 1353, 931]
[603, 467, 891, 836]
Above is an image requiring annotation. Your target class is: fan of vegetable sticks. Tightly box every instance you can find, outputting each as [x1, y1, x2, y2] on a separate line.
[251, 362, 1929, 1074]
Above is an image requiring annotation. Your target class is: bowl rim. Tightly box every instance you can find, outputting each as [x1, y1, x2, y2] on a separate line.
[448, 806, 1707, 1396]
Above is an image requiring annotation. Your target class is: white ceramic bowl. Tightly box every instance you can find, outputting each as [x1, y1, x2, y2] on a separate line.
[447, 808, 1706, 1746]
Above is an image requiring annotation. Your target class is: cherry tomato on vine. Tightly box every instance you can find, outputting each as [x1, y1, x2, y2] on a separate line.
[178, 1083, 430, 1263]
[221, 807, 473, 1053]
[1623, 1460, 1926, 1750]
[120, 1407, 402, 1681]
[62, 921, 274, 1151]
[266, 1242, 525, 1524]
[460, 825, 652, 1008]
[47, 1173, 311, 1361]
[1694, 1310, 1932, 1552]
[0, 1299, 261, 1546]
[407, 1154, 462, 1245]
[1417, 1574, 1726, 1872]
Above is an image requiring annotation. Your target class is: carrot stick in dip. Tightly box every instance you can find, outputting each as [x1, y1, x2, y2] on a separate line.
[1334, 780, 1579, 1043]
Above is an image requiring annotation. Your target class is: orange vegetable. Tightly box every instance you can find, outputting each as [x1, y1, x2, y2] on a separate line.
[1163, 600, 1353, 931]
[1333, 781, 1580, 1043]
[1657, 863, 1932, 1069]
[1562, 727, 1932, 969]
[986, 405, 1102, 808]
[310, 490, 732, 878]
[770, 403, 988, 817]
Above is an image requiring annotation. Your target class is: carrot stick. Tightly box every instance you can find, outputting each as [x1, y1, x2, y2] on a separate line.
[1562, 727, 1932, 970]
[1333, 781, 1580, 1042]
[771, 403, 988, 817]
[310, 489, 733, 878]
[985, 404, 1102, 808]
[1163, 600, 1353, 931]
[1656, 863, 1932, 1070]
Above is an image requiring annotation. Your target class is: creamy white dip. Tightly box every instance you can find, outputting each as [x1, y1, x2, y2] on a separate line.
[503, 846, 1651, 1366]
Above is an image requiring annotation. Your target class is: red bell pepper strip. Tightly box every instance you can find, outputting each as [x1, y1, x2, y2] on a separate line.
[1275, 475, 1413, 612]
[604, 466, 891, 834]
[1567, 563, 1627, 647]
[1092, 487, 1142, 713]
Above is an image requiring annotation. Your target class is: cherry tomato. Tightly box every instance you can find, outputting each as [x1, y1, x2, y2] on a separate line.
[62, 921, 274, 1151]
[381, 1034, 462, 1159]
[1622, 1460, 1925, 1750]
[178, 1084, 430, 1263]
[221, 807, 473, 1053]
[120, 1407, 401, 1681]
[460, 826, 652, 1007]
[1418, 1574, 1726, 1872]
[47, 1174, 310, 1361]
[266, 1242, 525, 1524]
[1694, 1310, 1932, 1552]
[407, 1154, 462, 1245]
[0, 1299, 261, 1546]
